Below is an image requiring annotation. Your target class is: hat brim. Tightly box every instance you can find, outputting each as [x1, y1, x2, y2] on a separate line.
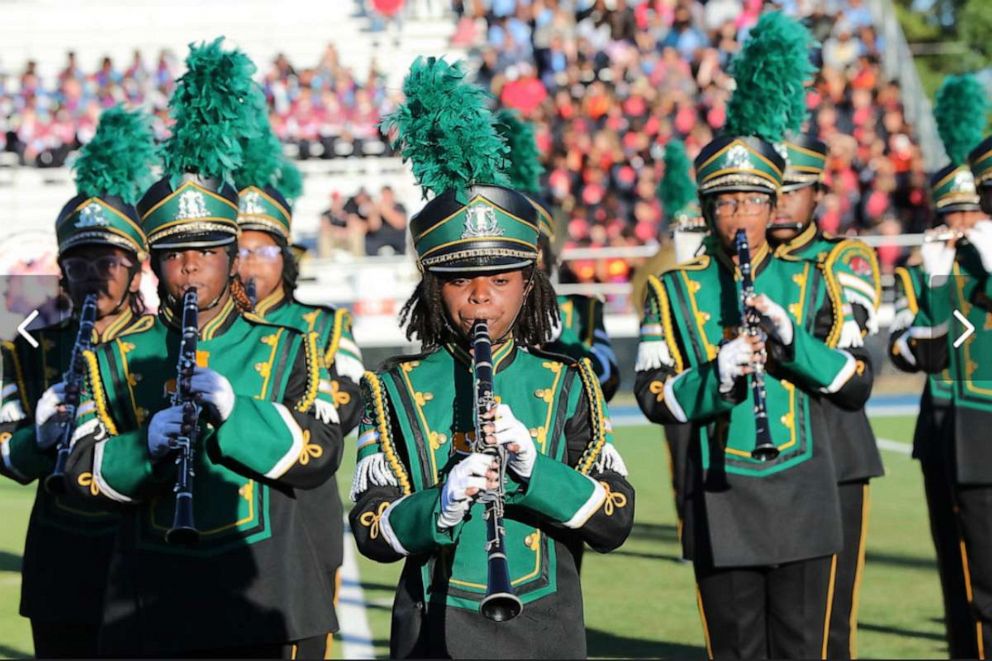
[151, 230, 237, 250]
[427, 255, 535, 273]
[937, 201, 982, 214]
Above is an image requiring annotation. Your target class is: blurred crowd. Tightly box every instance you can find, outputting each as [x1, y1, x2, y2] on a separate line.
[1, 0, 928, 281]
[0, 44, 397, 168]
[318, 185, 410, 257]
[453, 0, 927, 280]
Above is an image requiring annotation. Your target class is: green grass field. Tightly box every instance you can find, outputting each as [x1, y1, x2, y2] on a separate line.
[0, 416, 945, 659]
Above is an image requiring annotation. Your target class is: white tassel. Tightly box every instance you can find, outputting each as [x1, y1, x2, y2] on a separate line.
[836, 320, 865, 349]
[350, 452, 399, 502]
[635, 340, 673, 372]
[0, 400, 26, 423]
[313, 398, 340, 425]
[593, 444, 629, 477]
[334, 354, 365, 384]
[890, 308, 915, 334]
[843, 290, 879, 336]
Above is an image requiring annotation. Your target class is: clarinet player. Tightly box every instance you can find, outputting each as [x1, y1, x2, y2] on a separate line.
[633, 13, 874, 658]
[347, 57, 634, 658]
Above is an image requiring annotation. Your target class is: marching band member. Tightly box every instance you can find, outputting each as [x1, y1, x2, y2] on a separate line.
[767, 135, 884, 659]
[235, 105, 364, 654]
[0, 106, 158, 658]
[349, 57, 634, 658]
[62, 40, 344, 657]
[893, 74, 992, 658]
[634, 14, 872, 658]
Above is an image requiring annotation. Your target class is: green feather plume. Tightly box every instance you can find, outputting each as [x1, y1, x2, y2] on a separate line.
[233, 86, 282, 190]
[381, 57, 508, 197]
[724, 11, 816, 143]
[658, 139, 697, 219]
[274, 156, 303, 202]
[232, 84, 304, 203]
[73, 105, 159, 205]
[935, 74, 988, 166]
[162, 37, 261, 185]
[495, 108, 543, 194]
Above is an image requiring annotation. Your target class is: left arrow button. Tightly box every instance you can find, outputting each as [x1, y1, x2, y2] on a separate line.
[17, 310, 40, 348]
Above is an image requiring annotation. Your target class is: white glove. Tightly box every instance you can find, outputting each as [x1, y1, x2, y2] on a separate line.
[494, 404, 537, 481]
[749, 294, 794, 346]
[189, 367, 235, 424]
[35, 383, 67, 450]
[147, 405, 185, 460]
[438, 453, 495, 529]
[967, 219, 992, 273]
[921, 238, 956, 279]
[547, 314, 563, 343]
[717, 335, 758, 393]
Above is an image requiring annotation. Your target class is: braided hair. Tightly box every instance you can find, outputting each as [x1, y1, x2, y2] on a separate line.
[400, 266, 560, 350]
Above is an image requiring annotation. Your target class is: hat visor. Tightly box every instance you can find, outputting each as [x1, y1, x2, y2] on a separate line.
[59, 233, 147, 260]
[238, 221, 289, 246]
[151, 230, 236, 250]
[937, 201, 982, 214]
[426, 255, 535, 274]
[781, 179, 819, 193]
[701, 182, 778, 195]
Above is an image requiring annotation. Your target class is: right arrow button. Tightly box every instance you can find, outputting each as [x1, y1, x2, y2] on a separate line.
[953, 309, 975, 348]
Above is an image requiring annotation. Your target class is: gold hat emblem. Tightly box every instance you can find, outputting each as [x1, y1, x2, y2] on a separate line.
[177, 189, 210, 220]
[461, 203, 503, 239]
[75, 202, 109, 228]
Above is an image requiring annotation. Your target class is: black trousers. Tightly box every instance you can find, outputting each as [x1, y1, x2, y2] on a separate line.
[694, 554, 835, 660]
[31, 620, 100, 659]
[956, 484, 992, 659]
[826, 481, 871, 659]
[921, 451, 978, 658]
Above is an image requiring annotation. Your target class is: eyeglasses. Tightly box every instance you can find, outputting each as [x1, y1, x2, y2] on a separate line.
[238, 246, 282, 262]
[62, 255, 134, 280]
[712, 196, 772, 218]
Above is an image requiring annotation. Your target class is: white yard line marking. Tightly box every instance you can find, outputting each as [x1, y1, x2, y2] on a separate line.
[339, 520, 375, 660]
[876, 437, 912, 456]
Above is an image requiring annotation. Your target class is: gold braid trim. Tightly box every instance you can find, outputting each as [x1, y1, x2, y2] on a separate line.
[324, 308, 348, 367]
[574, 358, 608, 475]
[821, 260, 846, 349]
[2, 340, 31, 416]
[646, 274, 685, 372]
[295, 332, 321, 413]
[363, 371, 412, 495]
[895, 267, 919, 315]
[82, 349, 118, 436]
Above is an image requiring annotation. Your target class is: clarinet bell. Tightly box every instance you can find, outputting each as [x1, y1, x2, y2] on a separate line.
[480, 592, 523, 623]
[751, 440, 780, 462]
[480, 547, 523, 622]
[43, 450, 71, 495]
[165, 493, 199, 545]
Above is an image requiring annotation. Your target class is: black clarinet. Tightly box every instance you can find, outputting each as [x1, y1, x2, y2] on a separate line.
[245, 278, 257, 307]
[166, 288, 202, 545]
[734, 230, 779, 461]
[44, 293, 99, 494]
[470, 319, 523, 622]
